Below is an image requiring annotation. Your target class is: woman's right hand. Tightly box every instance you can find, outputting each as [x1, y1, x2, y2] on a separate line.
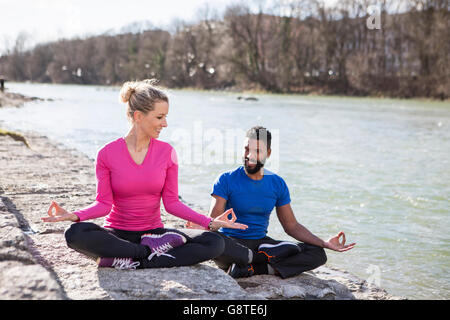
[41, 201, 79, 223]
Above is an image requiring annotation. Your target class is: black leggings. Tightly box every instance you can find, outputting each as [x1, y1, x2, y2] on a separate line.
[213, 232, 327, 279]
[64, 222, 225, 269]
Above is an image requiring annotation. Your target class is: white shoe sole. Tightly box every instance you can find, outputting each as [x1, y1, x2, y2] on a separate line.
[258, 241, 298, 250]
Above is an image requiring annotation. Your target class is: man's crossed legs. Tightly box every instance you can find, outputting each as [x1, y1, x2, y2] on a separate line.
[213, 232, 327, 279]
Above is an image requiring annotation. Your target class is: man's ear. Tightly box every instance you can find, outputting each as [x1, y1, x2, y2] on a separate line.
[267, 148, 272, 158]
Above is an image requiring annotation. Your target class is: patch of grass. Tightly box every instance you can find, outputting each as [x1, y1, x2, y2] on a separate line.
[0, 128, 30, 148]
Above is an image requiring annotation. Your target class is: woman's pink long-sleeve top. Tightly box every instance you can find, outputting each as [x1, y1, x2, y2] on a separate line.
[73, 137, 212, 231]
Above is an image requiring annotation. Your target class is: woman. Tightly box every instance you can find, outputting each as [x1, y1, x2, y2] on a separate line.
[41, 79, 247, 270]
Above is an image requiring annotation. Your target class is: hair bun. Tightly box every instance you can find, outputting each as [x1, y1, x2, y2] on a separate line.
[119, 82, 136, 103]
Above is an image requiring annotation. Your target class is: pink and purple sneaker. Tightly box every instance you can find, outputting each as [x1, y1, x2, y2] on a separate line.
[97, 257, 140, 270]
[141, 232, 187, 260]
[96, 232, 187, 268]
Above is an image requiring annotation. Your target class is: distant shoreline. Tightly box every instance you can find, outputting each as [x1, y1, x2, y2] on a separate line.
[173, 85, 450, 103]
[4, 81, 450, 104]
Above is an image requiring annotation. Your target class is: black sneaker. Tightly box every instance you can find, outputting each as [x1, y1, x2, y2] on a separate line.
[257, 241, 300, 264]
[227, 263, 255, 278]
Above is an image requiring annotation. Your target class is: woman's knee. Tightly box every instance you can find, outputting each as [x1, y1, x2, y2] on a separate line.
[64, 222, 93, 246]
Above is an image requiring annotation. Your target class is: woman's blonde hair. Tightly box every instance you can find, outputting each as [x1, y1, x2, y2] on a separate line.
[119, 79, 168, 122]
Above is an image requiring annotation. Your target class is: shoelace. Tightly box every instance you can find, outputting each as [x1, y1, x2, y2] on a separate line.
[154, 243, 174, 253]
[258, 250, 276, 262]
[111, 258, 140, 270]
[147, 243, 176, 261]
[147, 251, 176, 261]
[142, 233, 184, 261]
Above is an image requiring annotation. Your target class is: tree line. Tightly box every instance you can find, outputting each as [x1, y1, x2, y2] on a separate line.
[0, 0, 448, 99]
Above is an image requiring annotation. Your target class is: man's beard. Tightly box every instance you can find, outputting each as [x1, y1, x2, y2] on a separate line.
[243, 158, 265, 174]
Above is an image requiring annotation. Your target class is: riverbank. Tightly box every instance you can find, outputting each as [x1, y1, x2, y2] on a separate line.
[0, 124, 404, 299]
[0, 90, 45, 108]
[174, 84, 449, 101]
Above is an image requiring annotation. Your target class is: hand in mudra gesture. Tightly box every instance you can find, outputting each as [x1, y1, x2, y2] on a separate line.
[323, 231, 356, 252]
[186, 208, 248, 231]
[41, 201, 79, 223]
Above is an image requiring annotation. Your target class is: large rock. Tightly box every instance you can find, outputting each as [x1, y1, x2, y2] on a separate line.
[0, 198, 65, 300]
[97, 262, 258, 300]
[0, 204, 34, 264]
[237, 265, 402, 300]
[0, 261, 64, 300]
[238, 272, 354, 300]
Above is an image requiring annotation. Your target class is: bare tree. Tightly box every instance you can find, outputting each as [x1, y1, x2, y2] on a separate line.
[0, 0, 447, 99]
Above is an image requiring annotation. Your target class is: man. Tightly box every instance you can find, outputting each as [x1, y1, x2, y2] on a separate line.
[209, 126, 356, 279]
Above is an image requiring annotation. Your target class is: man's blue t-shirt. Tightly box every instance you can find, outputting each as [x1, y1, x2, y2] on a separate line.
[211, 166, 291, 239]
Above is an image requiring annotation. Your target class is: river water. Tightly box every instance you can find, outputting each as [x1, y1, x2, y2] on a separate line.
[1, 82, 449, 299]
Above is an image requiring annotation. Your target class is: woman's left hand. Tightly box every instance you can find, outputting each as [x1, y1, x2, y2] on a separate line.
[185, 208, 248, 231]
[209, 208, 248, 231]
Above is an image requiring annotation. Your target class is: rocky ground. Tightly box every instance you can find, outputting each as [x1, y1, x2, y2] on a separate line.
[0, 129, 405, 300]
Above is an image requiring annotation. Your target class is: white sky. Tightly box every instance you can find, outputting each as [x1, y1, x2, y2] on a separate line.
[0, 0, 338, 53]
[0, 0, 232, 51]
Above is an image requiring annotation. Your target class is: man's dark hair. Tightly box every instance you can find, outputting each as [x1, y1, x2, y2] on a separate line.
[246, 126, 272, 150]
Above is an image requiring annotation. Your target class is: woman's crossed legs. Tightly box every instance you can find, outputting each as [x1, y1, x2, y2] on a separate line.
[64, 222, 225, 269]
